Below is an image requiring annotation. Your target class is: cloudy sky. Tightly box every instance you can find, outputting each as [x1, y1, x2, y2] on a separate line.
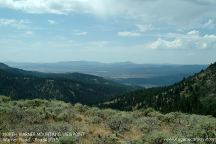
[0, 0, 216, 64]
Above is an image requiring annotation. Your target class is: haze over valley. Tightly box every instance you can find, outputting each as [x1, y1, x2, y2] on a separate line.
[6, 61, 207, 87]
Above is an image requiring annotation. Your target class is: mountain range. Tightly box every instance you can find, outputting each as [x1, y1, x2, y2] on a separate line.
[1, 61, 215, 117]
[6, 61, 207, 87]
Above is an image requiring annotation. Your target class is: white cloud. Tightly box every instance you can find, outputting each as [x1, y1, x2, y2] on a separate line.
[25, 31, 33, 35]
[147, 38, 183, 49]
[0, 19, 16, 25]
[136, 24, 153, 32]
[145, 30, 216, 50]
[189, 0, 216, 5]
[0, 0, 116, 15]
[118, 31, 141, 37]
[0, 18, 29, 29]
[48, 19, 56, 25]
[187, 30, 200, 35]
[0, 0, 216, 28]
[86, 41, 110, 48]
[117, 24, 153, 37]
[203, 19, 215, 29]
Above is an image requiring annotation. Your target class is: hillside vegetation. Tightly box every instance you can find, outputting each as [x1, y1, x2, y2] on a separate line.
[98, 63, 216, 117]
[0, 63, 132, 104]
[0, 96, 216, 144]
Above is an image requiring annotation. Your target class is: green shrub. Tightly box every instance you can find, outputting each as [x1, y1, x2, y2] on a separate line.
[89, 116, 103, 124]
[0, 95, 11, 103]
[8, 107, 26, 123]
[55, 107, 76, 122]
[86, 107, 119, 122]
[143, 131, 172, 144]
[127, 140, 144, 144]
[142, 107, 164, 118]
[100, 109, 118, 119]
[24, 108, 46, 124]
[107, 115, 131, 132]
[93, 135, 119, 144]
[58, 136, 76, 144]
[74, 103, 89, 113]
[22, 99, 47, 107]
[162, 112, 178, 123]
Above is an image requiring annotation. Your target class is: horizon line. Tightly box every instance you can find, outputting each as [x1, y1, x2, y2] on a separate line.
[2, 60, 210, 66]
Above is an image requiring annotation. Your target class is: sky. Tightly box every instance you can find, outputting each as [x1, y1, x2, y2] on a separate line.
[0, 0, 216, 64]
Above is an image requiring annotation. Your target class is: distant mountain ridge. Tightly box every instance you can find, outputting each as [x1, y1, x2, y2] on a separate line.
[0, 63, 132, 104]
[0, 63, 9, 69]
[98, 62, 216, 116]
[6, 61, 207, 87]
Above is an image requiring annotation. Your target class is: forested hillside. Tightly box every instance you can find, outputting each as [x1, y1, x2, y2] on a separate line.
[0, 63, 132, 104]
[99, 62, 216, 116]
